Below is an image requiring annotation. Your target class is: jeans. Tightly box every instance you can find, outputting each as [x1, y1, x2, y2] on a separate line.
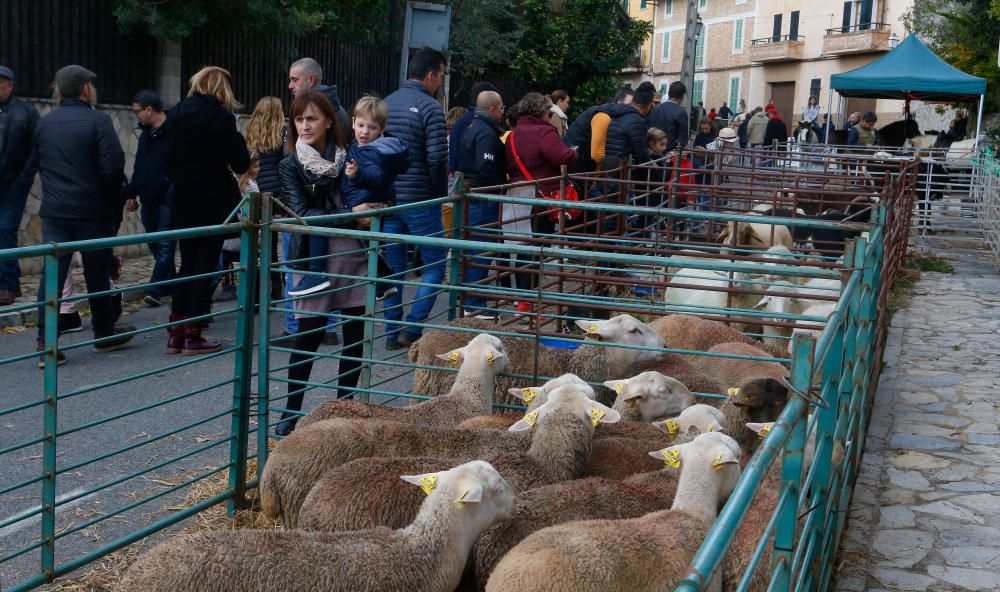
[462, 200, 500, 310]
[382, 203, 447, 340]
[280, 232, 337, 335]
[139, 202, 176, 299]
[35, 217, 116, 339]
[0, 183, 31, 292]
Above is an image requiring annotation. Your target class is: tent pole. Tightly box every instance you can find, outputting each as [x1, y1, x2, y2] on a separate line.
[974, 94, 984, 152]
[826, 90, 834, 143]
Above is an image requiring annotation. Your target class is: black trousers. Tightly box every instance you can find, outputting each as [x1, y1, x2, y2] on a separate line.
[285, 306, 365, 413]
[172, 236, 224, 317]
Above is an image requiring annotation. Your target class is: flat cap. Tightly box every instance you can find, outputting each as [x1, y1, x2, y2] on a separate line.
[55, 65, 96, 96]
[0, 66, 13, 81]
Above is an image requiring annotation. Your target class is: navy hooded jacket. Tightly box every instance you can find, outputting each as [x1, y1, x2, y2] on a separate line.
[341, 135, 411, 209]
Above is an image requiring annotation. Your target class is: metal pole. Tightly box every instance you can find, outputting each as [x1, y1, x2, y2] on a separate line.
[974, 94, 984, 152]
[448, 174, 465, 321]
[680, 0, 699, 126]
[825, 90, 834, 144]
[41, 252, 60, 580]
[360, 213, 381, 403]
[257, 193, 274, 470]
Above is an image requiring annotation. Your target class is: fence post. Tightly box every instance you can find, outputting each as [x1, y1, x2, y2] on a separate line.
[228, 193, 260, 513]
[40, 251, 60, 580]
[257, 193, 274, 470]
[359, 213, 382, 403]
[448, 174, 465, 321]
[773, 332, 814, 591]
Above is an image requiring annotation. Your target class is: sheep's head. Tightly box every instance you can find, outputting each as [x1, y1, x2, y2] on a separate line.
[648, 432, 742, 495]
[604, 371, 694, 422]
[574, 314, 664, 364]
[508, 385, 620, 432]
[436, 333, 508, 372]
[508, 374, 592, 410]
[753, 282, 805, 321]
[401, 460, 516, 519]
[731, 378, 789, 423]
[654, 403, 727, 440]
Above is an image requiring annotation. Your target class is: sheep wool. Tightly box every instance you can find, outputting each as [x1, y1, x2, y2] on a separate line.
[650, 314, 787, 359]
[606, 370, 695, 422]
[119, 460, 516, 592]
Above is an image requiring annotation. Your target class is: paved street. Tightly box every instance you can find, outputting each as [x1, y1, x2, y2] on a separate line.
[835, 247, 1000, 591]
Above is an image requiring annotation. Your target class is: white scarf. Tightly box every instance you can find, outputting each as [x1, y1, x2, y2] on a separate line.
[296, 138, 346, 177]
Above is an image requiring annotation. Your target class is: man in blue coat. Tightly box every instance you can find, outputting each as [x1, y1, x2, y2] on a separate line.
[382, 48, 449, 349]
[0, 66, 38, 306]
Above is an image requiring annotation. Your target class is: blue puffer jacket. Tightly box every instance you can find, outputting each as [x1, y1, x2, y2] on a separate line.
[604, 104, 650, 166]
[341, 135, 410, 209]
[384, 80, 448, 203]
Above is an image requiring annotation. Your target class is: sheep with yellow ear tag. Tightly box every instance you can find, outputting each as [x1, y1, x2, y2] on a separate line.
[486, 432, 742, 592]
[604, 371, 696, 422]
[296, 384, 621, 534]
[654, 404, 727, 441]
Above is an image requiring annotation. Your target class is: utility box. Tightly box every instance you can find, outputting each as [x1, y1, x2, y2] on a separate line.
[399, 1, 453, 99]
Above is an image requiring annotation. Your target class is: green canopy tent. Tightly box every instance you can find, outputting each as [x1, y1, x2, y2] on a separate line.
[827, 35, 987, 147]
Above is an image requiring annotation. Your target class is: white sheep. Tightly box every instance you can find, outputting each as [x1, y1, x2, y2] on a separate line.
[753, 277, 840, 349]
[653, 403, 727, 441]
[604, 371, 695, 422]
[298, 333, 508, 429]
[457, 374, 595, 430]
[486, 431, 742, 592]
[119, 460, 516, 592]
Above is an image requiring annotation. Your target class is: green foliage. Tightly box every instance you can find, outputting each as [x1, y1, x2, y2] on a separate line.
[905, 253, 955, 273]
[448, 0, 524, 94]
[903, 0, 1000, 110]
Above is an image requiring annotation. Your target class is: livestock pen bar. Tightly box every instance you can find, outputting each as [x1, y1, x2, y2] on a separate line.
[0, 199, 261, 591]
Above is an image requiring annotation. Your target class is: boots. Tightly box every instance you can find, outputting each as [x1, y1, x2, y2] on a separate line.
[166, 314, 186, 354]
[182, 322, 222, 356]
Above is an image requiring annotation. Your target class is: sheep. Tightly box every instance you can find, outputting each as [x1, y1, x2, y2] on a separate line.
[717, 219, 794, 251]
[662, 264, 760, 318]
[297, 333, 508, 430]
[118, 460, 515, 592]
[605, 371, 694, 422]
[410, 315, 667, 407]
[297, 384, 620, 532]
[786, 302, 837, 353]
[629, 350, 729, 398]
[649, 314, 787, 359]
[456, 374, 595, 430]
[485, 432, 742, 592]
[260, 417, 533, 527]
[753, 277, 840, 349]
[653, 404, 727, 441]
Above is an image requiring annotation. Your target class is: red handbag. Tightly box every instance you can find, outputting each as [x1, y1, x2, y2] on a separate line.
[509, 131, 582, 223]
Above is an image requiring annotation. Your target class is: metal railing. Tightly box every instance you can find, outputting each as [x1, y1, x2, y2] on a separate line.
[1, 149, 917, 590]
[970, 147, 1000, 265]
[825, 22, 890, 36]
[752, 34, 804, 45]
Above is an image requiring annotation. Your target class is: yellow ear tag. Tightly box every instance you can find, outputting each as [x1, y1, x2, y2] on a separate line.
[587, 323, 599, 334]
[417, 475, 437, 495]
[522, 388, 538, 405]
[455, 489, 469, 508]
[663, 419, 679, 439]
[727, 387, 741, 397]
[523, 410, 539, 428]
[590, 408, 606, 427]
[448, 351, 461, 366]
[706, 424, 715, 433]
[758, 424, 772, 439]
[712, 453, 726, 471]
[661, 448, 681, 468]
[614, 382, 625, 395]
[486, 351, 495, 366]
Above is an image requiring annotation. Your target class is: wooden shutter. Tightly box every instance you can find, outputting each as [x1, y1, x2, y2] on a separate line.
[859, 0, 873, 30]
[842, 2, 853, 33]
[772, 14, 783, 41]
[789, 11, 800, 40]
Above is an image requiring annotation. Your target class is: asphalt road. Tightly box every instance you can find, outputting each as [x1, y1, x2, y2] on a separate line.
[0, 288, 440, 589]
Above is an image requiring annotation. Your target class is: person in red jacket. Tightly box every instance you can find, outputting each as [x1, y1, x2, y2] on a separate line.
[502, 92, 578, 315]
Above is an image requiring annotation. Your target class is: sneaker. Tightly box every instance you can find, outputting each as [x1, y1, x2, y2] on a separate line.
[36, 344, 67, 368]
[143, 294, 162, 307]
[375, 286, 398, 302]
[93, 324, 137, 353]
[57, 312, 83, 335]
[110, 256, 123, 281]
[385, 337, 404, 351]
[463, 310, 497, 320]
[323, 332, 340, 346]
[516, 301, 533, 316]
[396, 331, 419, 348]
[287, 275, 331, 297]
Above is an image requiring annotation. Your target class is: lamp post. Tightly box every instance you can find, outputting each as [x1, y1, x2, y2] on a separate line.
[888, 33, 899, 49]
[680, 1, 703, 129]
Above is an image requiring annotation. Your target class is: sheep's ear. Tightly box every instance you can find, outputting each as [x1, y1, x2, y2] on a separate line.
[659, 375, 691, 398]
[705, 420, 725, 433]
[510, 386, 542, 405]
[485, 348, 506, 366]
[653, 418, 680, 439]
[711, 448, 740, 470]
[746, 422, 773, 439]
[436, 349, 464, 366]
[649, 444, 683, 468]
[589, 401, 621, 426]
[575, 319, 603, 339]
[604, 379, 633, 399]
[400, 472, 439, 495]
[753, 296, 770, 310]
[454, 483, 483, 506]
[509, 409, 541, 432]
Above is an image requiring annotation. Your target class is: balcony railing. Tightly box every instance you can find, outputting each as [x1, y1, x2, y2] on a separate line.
[752, 34, 804, 45]
[749, 35, 806, 62]
[823, 24, 892, 55]
[825, 22, 890, 36]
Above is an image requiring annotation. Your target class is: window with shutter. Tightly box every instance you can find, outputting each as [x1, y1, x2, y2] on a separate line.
[693, 80, 704, 106]
[729, 77, 740, 109]
[809, 78, 821, 100]
[772, 14, 783, 41]
[859, 0, 873, 29]
[789, 11, 800, 40]
[661, 31, 671, 62]
[733, 19, 744, 51]
[664, 0, 673, 15]
[695, 28, 706, 68]
[699, 0, 707, 9]
[842, 2, 853, 32]
[640, 0, 647, 9]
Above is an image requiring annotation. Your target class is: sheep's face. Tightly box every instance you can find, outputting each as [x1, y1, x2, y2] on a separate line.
[648, 432, 741, 494]
[508, 374, 595, 410]
[605, 371, 694, 422]
[575, 315, 664, 364]
[655, 403, 726, 440]
[437, 333, 508, 371]
[753, 283, 802, 322]
[509, 386, 620, 432]
[402, 460, 516, 520]
[731, 378, 788, 423]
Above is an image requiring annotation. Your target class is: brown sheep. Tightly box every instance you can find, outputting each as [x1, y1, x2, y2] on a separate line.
[650, 314, 788, 359]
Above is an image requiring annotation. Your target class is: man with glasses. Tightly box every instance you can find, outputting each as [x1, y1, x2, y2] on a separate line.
[382, 48, 449, 349]
[124, 89, 175, 307]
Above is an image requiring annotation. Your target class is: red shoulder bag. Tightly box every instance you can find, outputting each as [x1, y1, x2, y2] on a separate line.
[509, 131, 582, 223]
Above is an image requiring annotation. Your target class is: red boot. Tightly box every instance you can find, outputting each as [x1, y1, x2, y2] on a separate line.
[166, 314, 185, 354]
[182, 322, 222, 356]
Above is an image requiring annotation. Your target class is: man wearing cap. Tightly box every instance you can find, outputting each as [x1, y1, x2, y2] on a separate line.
[0, 66, 39, 305]
[31, 65, 133, 365]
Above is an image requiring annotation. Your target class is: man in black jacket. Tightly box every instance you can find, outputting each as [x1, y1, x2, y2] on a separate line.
[448, 82, 499, 176]
[288, 57, 352, 143]
[0, 66, 38, 306]
[124, 89, 175, 307]
[455, 90, 505, 316]
[605, 82, 655, 166]
[647, 81, 689, 151]
[32, 65, 134, 364]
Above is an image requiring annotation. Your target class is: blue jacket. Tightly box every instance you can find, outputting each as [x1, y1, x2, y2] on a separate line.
[123, 122, 170, 205]
[604, 104, 650, 166]
[455, 109, 505, 188]
[341, 136, 411, 209]
[447, 106, 476, 173]
[384, 80, 448, 203]
[32, 99, 125, 220]
[0, 96, 39, 188]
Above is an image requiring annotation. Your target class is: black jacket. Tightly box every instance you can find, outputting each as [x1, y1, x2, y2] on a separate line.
[763, 118, 789, 147]
[256, 145, 284, 196]
[165, 93, 249, 228]
[0, 96, 39, 188]
[315, 84, 353, 146]
[123, 122, 170, 205]
[448, 106, 476, 173]
[456, 110, 505, 188]
[604, 104, 650, 165]
[385, 80, 448, 203]
[647, 100, 689, 151]
[32, 99, 125, 220]
[564, 104, 613, 172]
[279, 146, 355, 268]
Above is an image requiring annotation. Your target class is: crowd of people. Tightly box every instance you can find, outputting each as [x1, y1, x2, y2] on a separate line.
[0, 54, 970, 434]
